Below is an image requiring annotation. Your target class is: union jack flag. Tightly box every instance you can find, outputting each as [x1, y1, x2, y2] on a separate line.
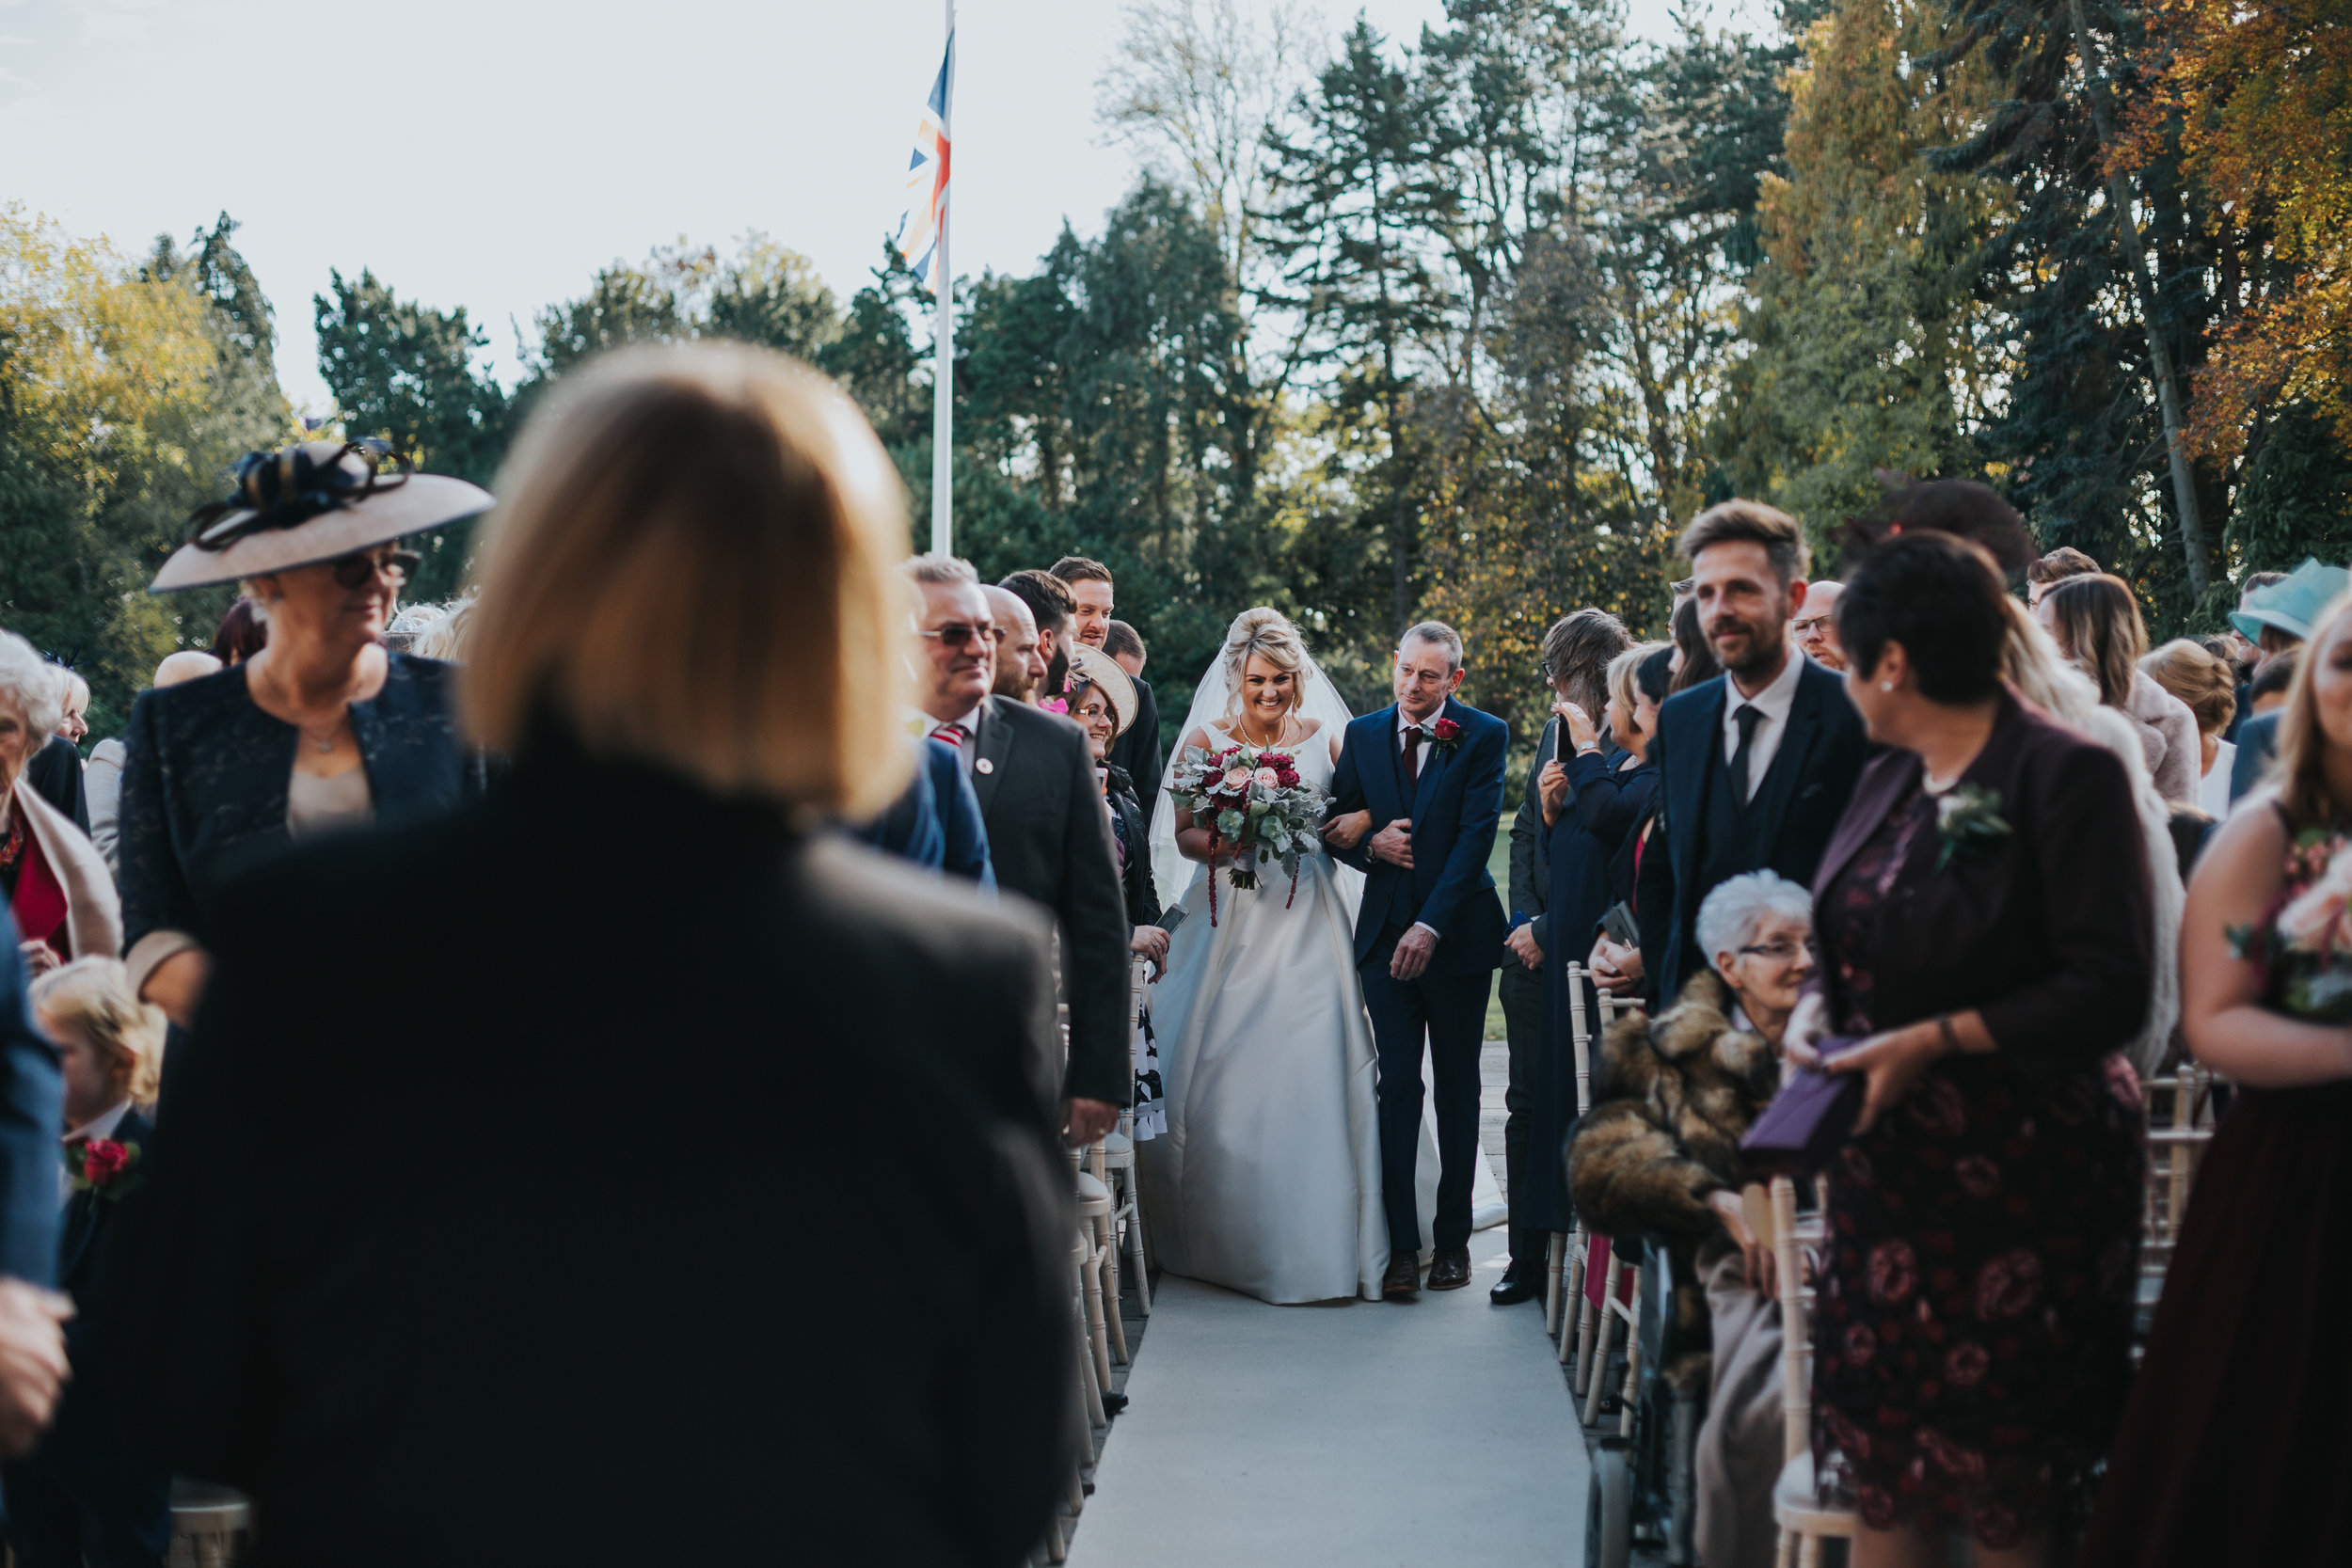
[894, 33, 954, 295]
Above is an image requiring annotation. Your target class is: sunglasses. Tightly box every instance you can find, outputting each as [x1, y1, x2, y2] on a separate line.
[919, 622, 1006, 651]
[330, 548, 421, 590]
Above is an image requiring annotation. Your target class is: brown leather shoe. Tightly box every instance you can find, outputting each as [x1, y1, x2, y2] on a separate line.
[1381, 1253, 1421, 1299]
[1426, 1247, 1472, 1291]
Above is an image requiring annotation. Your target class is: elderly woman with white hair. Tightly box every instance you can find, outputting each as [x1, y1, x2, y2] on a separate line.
[0, 635, 119, 979]
[1567, 869, 1817, 1568]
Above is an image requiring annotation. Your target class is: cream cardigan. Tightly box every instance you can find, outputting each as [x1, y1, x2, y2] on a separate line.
[9, 778, 121, 962]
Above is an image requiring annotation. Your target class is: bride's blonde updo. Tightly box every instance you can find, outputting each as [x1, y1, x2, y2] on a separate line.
[1220, 607, 1311, 718]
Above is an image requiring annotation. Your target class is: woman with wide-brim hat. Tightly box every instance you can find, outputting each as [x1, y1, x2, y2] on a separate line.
[119, 440, 492, 1026]
[1066, 642, 1163, 953]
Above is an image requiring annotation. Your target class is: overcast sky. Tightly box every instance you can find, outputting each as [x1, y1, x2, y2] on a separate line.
[3, 0, 1767, 412]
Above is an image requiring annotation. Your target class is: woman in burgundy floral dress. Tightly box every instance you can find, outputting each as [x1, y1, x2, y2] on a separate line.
[2079, 594, 2352, 1567]
[1788, 519, 2154, 1567]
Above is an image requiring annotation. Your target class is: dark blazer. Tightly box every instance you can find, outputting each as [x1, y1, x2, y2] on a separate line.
[8, 1108, 170, 1562]
[1327, 697, 1509, 975]
[1107, 676, 1163, 826]
[1508, 718, 1559, 953]
[1811, 691, 2153, 1058]
[1105, 765, 1162, 930]
[858, 736, 994, 887]
[0, 911, 61, 1286]
[969, 697, 1133, 1107]
[113, 739, 1074, 1568]
[1648, 659, 1868, 999]
[2231, 711, 2277, 804]
[22, 736, 88, 836]
[117, 656, 480, 969]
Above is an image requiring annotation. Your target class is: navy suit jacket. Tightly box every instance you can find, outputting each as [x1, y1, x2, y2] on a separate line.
[1649, 658, 1868, 999]
[0, 910, 61, 1287]
[857, 736, 994, 888]
[2231, 711, 2278, 804]
[1328, 697, 1509, 975]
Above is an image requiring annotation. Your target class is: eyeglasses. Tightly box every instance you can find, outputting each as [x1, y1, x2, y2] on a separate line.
[919, 622, 1005, 651]
[330, 548, 420, 590]
[1737, 939, 1817, 962]
[1790, 614, 1834, 634]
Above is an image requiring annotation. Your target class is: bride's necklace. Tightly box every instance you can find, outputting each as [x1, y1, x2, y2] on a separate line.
[1236, 712, 1298, 750]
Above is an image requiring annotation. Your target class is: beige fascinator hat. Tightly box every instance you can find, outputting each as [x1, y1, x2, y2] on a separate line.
[151, 439, 494, 592]
[1066, 643, 1137, 738]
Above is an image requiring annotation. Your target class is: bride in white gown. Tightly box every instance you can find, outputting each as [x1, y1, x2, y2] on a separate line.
[1140, 609, 1501, 1304]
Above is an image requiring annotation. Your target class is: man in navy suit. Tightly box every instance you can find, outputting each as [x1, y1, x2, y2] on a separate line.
[1648, 501, 1869, 1003]
[0, 910, 70, 1471]
[1327, 622, 1508, 1299]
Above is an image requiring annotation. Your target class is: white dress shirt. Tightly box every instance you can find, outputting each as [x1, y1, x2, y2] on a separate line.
[1720, 652, 1804, 802]
[927, 699, 987, 773]
[1392, 707, 1443, 943]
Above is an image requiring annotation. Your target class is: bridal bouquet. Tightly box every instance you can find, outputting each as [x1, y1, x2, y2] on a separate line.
[1170, 741, 1328, 925]
[2229, 828, 2352, 1021]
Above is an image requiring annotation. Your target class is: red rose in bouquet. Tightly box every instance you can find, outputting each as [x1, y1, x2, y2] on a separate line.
[1168, 739, 1331, 924]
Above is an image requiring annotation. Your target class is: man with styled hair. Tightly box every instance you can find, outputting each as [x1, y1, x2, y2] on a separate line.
[1326, 619, 1509, 1298]
[1048, 558, 1163, 820]
[1647, 500, 1867, 1003]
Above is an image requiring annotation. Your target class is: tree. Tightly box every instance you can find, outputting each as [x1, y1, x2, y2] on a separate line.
[315, 269, 513, 600]
[1, 207, 289, 736]
[1265, 18, 1450, 641]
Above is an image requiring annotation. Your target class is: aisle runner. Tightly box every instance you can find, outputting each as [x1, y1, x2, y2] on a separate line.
[1068, 1227, 1589, 1566]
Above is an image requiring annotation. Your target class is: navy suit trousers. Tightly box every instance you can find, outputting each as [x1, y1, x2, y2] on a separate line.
[1360, 923, 1492, 1255]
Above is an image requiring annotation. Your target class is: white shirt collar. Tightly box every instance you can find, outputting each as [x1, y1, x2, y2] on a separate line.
[930, 697, 987, 736]
[1729, 650, 1803, 722]
[64, 1100, 132, 1148]
[1397, 703, 1445, 736]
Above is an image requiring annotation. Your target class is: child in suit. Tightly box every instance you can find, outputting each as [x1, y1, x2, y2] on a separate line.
[4, 958, 169, 1568]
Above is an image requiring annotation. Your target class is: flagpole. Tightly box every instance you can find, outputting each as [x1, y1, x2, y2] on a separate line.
[930, 0, 956, 557]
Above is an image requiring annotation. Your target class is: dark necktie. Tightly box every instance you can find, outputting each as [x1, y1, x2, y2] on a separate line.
[1730, 704, 1766, 807]
[1402, 723, 1423, 785]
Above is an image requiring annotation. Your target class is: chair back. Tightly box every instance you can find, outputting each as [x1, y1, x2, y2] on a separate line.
[1565, 964, 1596, 1117]
[2140, 1064, 2216, 1278]
[1770, 1176, 1809, 1465]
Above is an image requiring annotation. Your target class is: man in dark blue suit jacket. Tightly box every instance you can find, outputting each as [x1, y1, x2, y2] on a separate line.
[1327, 622, 1508, 1298]
[1648, 502, 1869, 1003]
[0, 911, 70, 1468]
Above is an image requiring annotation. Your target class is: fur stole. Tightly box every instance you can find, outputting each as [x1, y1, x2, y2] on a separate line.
[1565, 970, 1781, 1243]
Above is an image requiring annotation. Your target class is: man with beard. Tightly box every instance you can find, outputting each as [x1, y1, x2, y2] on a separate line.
[997, 570, 1075, 709]
[1647, 501, 1868, 1001]
[1051, 558, 1164, 823]
[984, 586, 1047, 703]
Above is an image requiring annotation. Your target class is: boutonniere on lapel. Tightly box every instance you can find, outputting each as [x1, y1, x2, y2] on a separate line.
[1427, 717, 1464, 755]
[1933, 784, 2012, 872]
[69, 1137, 143, 1203]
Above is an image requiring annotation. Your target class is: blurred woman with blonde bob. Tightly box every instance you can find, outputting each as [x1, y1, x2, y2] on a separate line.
[121, 345, 1075, 1568]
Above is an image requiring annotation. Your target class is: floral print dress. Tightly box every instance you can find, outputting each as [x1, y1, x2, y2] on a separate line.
[1812, 781, 2144, 1548]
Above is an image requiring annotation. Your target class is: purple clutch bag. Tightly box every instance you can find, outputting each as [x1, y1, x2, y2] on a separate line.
[1740, 1037, 1865, 1177]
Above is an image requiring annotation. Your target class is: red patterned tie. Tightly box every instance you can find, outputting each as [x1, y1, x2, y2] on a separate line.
[930, 723, 964, 749]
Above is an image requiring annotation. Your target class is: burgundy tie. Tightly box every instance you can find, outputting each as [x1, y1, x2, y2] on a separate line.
[1402, 724, 1422, 784]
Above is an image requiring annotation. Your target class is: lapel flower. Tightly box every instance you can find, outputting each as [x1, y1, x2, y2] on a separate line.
[1429, 716, 1464, 754]
[69, 1137, 142, 1202]
[1932, 784, 2011, 873]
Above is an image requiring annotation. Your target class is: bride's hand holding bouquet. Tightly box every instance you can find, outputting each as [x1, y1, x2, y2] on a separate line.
[1170, 740, 1329, 926]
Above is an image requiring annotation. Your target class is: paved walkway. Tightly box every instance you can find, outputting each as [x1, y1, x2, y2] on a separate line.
[1069, 1045, 1587, 1567]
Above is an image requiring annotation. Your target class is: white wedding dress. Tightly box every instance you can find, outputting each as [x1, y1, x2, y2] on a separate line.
[1140, 717, 1504, 1304]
